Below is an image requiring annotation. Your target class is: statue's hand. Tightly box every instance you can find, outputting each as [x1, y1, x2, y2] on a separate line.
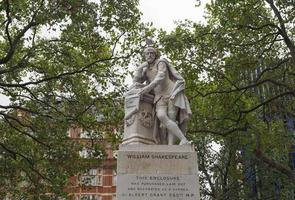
[137, 86, 151, 96]
[138, 62, 148, 69]
[170, 94, 175, 100]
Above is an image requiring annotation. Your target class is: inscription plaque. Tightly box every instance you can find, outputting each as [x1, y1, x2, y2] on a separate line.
[118, 174, 198, 200]
[117, 145, 200, 200]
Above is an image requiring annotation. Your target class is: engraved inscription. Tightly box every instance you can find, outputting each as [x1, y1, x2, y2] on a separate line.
[118, 174, 198, 200]
[126, 153, 188, 160]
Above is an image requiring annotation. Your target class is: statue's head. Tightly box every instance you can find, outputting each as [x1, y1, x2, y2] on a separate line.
[143, 46, 158, 64]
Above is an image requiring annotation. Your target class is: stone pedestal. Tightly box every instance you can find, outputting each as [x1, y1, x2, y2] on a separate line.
[117, 144, 200, 200]
[123, 87, 156, 145]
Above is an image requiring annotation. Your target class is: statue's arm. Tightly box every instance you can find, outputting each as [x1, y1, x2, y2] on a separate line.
[133, 68, 144, 83]
[133, 62, 148, 83]
[139, 61, 167, 94]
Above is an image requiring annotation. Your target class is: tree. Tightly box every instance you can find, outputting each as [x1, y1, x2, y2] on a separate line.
[0, 0, 148, 198]
[157, 0, 295, 199]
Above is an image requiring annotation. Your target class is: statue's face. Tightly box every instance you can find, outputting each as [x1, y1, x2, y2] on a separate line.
[144, 50, 156, 64]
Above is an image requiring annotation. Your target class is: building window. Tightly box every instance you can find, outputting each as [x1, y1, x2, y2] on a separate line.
[80, 129, 92, 138]
[79, 147, 90, 158]
[79, 168, 102, 186]
[112, 194, 116, 200]
[67, 128, 71, 137]
[75, 194, 101, 200]
[79, 129, 103, 140]
[79, 147, 104, 159]
[112, 150, 118, 159]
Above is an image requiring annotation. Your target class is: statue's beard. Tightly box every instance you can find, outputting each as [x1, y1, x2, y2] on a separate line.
[147, 58, 156, 64]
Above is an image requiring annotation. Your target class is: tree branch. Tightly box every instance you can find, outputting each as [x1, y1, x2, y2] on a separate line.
[2, 114, 50, 148]
[189, 126, 247, 137]
[0, 142, 16, 159]
[265, 0, 295, 61]
[0, 13, 39, 64]
[0, 54, 130, 88]
[254, 148, 295, 182]
[4, 0, 12, 47]
[0, 141, 51, 182]
[192, 76, 293, 99]
[235, 23, 279, 31]
[0, 49, 33, 75]
[240, 90, 295, 115]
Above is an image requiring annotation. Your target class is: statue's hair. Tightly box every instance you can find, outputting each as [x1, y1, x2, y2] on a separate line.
[143, 46, 160, 58]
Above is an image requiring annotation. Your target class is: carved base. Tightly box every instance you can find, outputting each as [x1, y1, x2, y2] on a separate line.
[124, 93, 155, 145]
[122, 135, 156, 145]
[117, 145, 200, 200]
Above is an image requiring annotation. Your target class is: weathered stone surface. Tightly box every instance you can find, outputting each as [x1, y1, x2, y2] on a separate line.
[123, 91, 156, 145]
[117, 145, 200, 200]
[118, 174, 198, 200]
[124, 44, 192, 145]
[118, 145, 197, 174]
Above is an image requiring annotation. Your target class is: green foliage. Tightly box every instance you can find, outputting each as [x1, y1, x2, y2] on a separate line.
[0, 0, 148, 198]
[157, 0, 295, 199]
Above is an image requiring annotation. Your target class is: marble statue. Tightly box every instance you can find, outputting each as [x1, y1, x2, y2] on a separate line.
[123, 45, 192, 145]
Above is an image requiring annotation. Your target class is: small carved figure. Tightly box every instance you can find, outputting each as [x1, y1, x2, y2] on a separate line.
[139, 108, 153, 128]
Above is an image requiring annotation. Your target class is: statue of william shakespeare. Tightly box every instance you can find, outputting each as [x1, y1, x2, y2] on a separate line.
[123, 44, 192, 145]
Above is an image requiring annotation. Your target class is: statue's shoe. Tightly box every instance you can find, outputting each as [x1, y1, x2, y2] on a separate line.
[179, 139, 190, 145]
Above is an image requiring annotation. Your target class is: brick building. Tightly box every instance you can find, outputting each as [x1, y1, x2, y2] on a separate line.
[66, 127, 117, 200]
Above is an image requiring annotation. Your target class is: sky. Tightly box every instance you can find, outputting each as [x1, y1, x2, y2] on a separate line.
[122, 0, 209, 85]
[0, 0, 209, 106]
[139, 0, 209, 31]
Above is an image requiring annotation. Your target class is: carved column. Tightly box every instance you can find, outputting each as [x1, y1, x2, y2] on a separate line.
[123, 87, 156, 145]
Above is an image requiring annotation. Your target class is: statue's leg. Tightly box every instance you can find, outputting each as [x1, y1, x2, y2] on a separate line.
[167, 100, 178, 145]
[156, 103, 188, 145]
[168, 130, 177, 145]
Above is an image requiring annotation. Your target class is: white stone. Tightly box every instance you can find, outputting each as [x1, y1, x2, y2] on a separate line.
[124, 45, 192, 145]
[123, 89, 156, 145]
[117, 145, 200, 200]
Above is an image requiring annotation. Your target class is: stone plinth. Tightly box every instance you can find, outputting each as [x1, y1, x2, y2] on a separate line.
[123, 88, 156, 145]
[117, 145, 200, 200]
